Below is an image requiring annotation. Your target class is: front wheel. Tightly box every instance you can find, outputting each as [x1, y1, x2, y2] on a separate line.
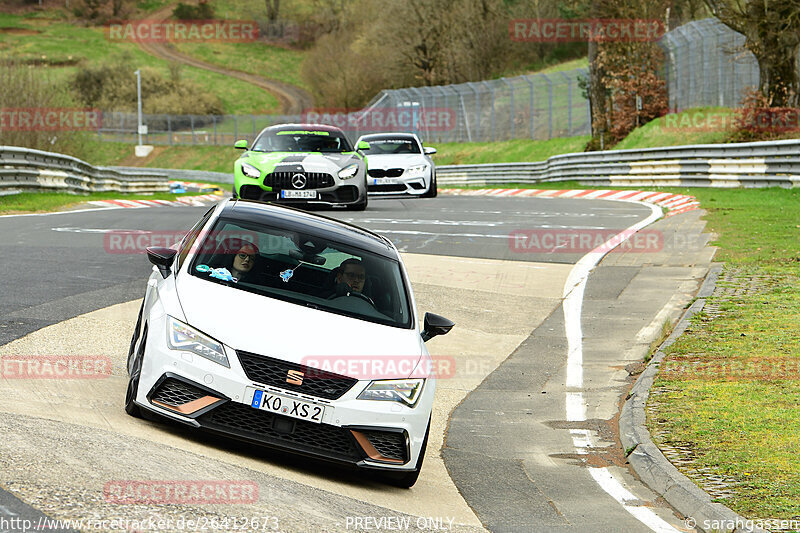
[421, 173, 437, 198]
[125, 324, 146, 418]
[383, 418, 430, 488]
[347, 193, 368, 211]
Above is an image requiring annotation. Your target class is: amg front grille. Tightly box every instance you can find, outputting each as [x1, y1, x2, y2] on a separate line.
[362, 430, 408, 462]
[151, 378, 207, 407]
[367, 168, 404, 178]
[237, 350, 358, 400]
[264, 172, 334, 190]
[197, 401, 363, 462]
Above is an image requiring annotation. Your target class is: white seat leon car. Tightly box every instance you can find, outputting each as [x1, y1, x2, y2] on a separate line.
[125, 198, 453, 487]
[357, 133, 438, 198]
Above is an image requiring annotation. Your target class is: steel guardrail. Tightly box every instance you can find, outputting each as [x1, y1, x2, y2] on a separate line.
[0, 146, 170, 194]
[436, 139, 800, 188]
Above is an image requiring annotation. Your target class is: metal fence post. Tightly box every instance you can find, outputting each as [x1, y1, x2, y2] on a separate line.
[524, 75, 534, 139]
[559, 72, 573, 135]
[213, 115, 217, 145]
[468, 82, 480, 141]
[482, 81, 495, 142]
[191, 115, 195, 145]
[251, 115, 256, 142]
[541, 73, 553, 139]
[502, 77, 514, 139]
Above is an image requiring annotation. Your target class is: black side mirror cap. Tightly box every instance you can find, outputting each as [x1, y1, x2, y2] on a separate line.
[421, 312, 454, 342]
[147, 247, 178, 279]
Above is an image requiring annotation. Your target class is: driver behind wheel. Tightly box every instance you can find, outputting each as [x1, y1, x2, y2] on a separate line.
[336, 258, 366, 292]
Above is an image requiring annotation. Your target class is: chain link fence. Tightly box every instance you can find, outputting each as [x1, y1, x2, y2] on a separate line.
[97, 18, 786, 146]
[660, 17, 760, 111]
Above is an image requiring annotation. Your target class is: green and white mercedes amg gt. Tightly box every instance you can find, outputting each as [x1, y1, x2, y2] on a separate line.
[233, 124, 370, 211]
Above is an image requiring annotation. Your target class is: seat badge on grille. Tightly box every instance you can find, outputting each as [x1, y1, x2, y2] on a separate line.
[286, 370, 304, 385]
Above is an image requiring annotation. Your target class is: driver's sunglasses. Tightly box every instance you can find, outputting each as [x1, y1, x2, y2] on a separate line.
[236, 252, 255, 261]
[342, 271, 365, 281]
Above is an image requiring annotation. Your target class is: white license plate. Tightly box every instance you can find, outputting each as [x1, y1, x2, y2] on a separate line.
[372, 178, 398, 185]
[251, 390, 324, 423]
[281, 190, 317, 199]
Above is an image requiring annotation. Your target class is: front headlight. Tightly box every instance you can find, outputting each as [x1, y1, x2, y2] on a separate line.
[338, 163, 359, 179]
[404, 164, 427, 178]
[166, 316, 229, 368]
[240, 162, 261, 179]
[357, 379, 424, 407]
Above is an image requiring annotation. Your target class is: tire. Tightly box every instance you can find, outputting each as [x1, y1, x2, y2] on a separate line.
[347, 192, 368, 211]
[125, 324, 146, 418]
[383, 418, 430, 488]
[421, 173, 437, 198]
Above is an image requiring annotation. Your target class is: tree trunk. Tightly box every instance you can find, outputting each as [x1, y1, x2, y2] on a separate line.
[588, 40, 608, 139]
[265, 0, 280, 22]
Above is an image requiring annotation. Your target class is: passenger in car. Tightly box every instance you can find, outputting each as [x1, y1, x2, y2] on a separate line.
[230, 243, 259, 282]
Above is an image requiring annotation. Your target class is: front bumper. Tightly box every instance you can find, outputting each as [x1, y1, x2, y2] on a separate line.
[135, 318, 432, 471]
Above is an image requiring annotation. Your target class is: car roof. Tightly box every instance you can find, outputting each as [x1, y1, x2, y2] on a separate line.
[256, 123, 347, 137]
[221, 199, 398, 259]
[360, 133, 420, 142]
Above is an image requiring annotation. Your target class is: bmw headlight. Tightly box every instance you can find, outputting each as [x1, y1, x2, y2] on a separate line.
[338, 163, 359, 180]
[357, 379, 424, 407]
[166, 316, 229, 368]
[404, 164, 427, 178]
[241, 162, 261, 179]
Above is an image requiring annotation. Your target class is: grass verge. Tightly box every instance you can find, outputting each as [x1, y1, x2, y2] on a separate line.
[646, 187, 800, 520]
[0, 189, 216, 215]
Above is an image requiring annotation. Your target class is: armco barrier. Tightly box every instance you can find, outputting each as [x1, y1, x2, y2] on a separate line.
[0, 146, 169, 194]
[436, 139, 800, 188]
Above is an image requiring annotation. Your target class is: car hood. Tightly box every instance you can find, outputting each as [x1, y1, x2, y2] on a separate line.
[364, 154, 427, 169]
[176, 274, 424, 376]
[243, 151, 361, 174]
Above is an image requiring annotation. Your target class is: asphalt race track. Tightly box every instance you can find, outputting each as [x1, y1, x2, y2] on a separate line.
[0, 195, 714, 533]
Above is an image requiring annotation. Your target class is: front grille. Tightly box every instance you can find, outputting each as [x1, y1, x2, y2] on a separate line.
[368, 184, 407, 193]
[264, 172, 334, 190]
[237, 351, 358, 400]
[197, 401, 363, 462]
[368, 168, 404, 178]
[362, 430, 408, 462]
[151, 378, 207, 407]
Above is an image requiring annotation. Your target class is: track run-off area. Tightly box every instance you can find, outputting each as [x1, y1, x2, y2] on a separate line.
[0, 194, 714, 533]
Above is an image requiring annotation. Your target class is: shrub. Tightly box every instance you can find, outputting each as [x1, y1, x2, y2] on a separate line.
[172, 0, 214, 20]
[730, 89, 800, 142]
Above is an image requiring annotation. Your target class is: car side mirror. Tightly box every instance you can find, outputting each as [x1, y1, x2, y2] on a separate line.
[147, 247, 178, 279]
[423, 146, 437, 155]
[357, 140, 370, 151]
[234, 139, 248, 149]
[421, 312, 454, 342]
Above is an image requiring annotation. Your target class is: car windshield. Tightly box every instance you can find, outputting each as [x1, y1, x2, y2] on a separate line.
[189, 217, 412, 329]
[361, 138, 421, 154]
[251, 129, 353, 153]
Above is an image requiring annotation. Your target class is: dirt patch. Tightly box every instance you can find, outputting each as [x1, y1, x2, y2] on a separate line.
[0, 27, 41, 35]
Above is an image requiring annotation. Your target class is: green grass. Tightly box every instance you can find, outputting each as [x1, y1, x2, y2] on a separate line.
[0, 12, 279, 114]
[0, 189, 214, 215]
[613, 107, 736, 150]
[430, 136, 590, 165]
[647, 186, 800, 520]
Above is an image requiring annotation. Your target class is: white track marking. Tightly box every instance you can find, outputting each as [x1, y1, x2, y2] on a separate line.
[562, 200, 681, 532]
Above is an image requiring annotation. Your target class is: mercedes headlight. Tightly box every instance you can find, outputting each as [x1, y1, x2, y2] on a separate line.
[241, 162, 261, 179]
[338, 163, 359, 179]
[357, 379, 424, 407]
[404, 164, 427, 178]
[166, 316, 229, 368]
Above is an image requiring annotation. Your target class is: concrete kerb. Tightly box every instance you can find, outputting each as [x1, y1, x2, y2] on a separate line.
[619, 262, 769, 533]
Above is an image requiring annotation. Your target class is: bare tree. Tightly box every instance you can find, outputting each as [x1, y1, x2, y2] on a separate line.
[265, 0, 279, 22]
[704, 0, 800, 106]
